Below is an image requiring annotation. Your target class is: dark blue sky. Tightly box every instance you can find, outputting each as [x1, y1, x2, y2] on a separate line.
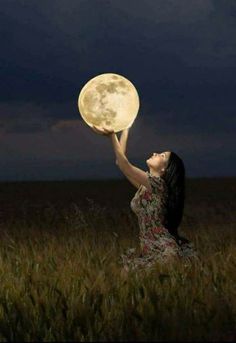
[0, 0, 235, 180]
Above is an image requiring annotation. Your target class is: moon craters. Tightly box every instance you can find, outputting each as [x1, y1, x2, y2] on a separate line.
[78, 73, 139, 132]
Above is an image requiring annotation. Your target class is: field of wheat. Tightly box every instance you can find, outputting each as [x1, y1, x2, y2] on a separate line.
[0, 177, 235, 341]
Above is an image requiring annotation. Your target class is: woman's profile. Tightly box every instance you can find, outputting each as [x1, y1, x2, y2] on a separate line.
[92, 125, 199, 271]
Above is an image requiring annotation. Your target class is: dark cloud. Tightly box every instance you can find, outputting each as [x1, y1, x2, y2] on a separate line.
[0, 0, 235, 178]
[1, 0, 236, 102]
[0, 102, 79, 134]
[212, 0, 236, 18]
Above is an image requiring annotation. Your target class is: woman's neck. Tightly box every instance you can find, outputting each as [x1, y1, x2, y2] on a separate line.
[149, 168, 162, 177]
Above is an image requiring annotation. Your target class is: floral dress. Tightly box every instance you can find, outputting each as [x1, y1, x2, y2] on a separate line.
[119, 171, 199, 271]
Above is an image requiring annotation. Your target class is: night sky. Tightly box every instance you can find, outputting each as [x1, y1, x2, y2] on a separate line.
[1, 0, 235, 180]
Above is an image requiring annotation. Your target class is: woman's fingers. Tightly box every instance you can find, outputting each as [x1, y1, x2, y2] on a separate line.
[103, 125, 114, 133]
[104, 128, 114, 134]
[92, 125, 114, 135]
[92, 125, 105, 134]
[91, 126, 98, 133]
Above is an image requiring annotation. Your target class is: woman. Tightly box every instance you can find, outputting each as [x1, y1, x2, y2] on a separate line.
[92, 125, 198, 271]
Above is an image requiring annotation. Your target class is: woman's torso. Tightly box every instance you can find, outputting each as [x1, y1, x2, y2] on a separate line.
[130, 179, 168, 233]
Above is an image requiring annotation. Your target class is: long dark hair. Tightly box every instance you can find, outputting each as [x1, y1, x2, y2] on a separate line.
[162, 151, 190, 246]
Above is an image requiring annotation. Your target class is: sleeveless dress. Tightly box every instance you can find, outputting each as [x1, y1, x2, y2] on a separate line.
[119, 171, 199, 271]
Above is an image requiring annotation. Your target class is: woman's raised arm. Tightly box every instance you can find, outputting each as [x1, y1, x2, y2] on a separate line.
[116, 128, 140, 189]
[116, 128, 129, 161]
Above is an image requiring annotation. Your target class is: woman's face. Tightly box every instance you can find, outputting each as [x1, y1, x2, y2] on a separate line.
[146, 151, 171, 174]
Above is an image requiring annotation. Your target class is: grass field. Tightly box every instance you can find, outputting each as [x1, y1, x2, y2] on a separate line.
[0, 177, 235, 341]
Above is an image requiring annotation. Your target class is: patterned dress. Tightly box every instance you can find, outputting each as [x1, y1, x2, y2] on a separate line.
[119, 171, 199, 271]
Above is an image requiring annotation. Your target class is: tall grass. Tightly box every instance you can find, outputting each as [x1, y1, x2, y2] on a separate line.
[0, 179, 235, 341]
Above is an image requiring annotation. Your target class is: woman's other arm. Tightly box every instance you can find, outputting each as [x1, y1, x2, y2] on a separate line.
[118, 128, 129, 155]
[115, 128, 140, 189]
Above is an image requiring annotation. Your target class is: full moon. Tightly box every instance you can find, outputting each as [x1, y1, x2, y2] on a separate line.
[78, 73, 140, 132]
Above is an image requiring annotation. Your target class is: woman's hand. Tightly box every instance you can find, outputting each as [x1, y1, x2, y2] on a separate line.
[91, 125, 115, 137]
